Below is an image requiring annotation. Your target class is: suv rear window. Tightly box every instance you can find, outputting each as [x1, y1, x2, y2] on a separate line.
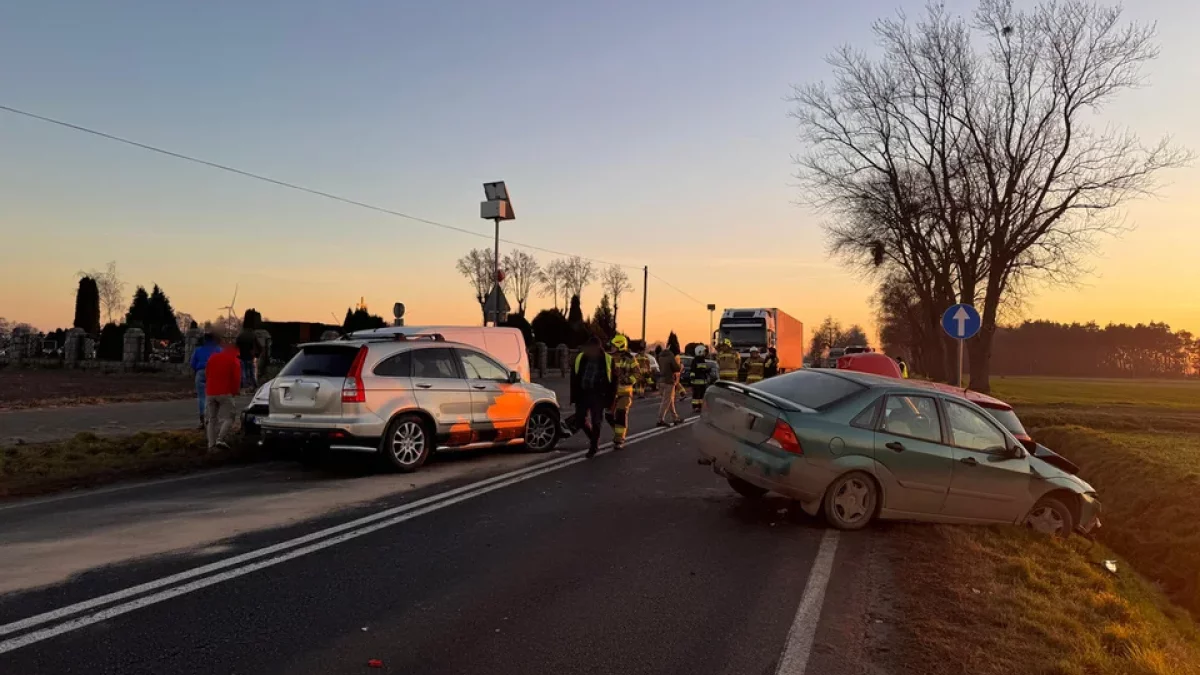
[279, 345, 360, 377]
[753, 370, 866, 410]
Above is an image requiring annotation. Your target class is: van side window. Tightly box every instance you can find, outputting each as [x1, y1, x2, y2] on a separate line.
[373, 352, 411, 378]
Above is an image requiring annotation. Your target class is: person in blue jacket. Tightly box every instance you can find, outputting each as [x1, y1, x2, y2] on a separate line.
[189, 333, 222, 429]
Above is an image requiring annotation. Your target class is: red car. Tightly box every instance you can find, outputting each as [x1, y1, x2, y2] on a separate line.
[835, 353, 1080, 475]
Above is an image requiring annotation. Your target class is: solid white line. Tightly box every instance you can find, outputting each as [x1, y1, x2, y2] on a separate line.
[0, 420, 691, 652]
[774, 529, 841, 675]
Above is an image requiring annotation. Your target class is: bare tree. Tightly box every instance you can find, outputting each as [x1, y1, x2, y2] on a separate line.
[456, 248, 494, 324]
[79, 261, 127, 325]
[538, 259, 568, 310]
[561, 256, 595, 302]
[175, 312, 196, 335]
[600, 265, 634, 333]
[791, 0, 1189, 391]
[501, 250, 540, 316]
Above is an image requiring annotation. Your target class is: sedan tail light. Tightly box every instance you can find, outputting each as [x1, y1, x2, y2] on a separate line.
[765, 418, 803, 455]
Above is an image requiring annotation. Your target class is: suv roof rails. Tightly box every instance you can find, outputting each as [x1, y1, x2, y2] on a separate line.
[338, 332, 445, 343]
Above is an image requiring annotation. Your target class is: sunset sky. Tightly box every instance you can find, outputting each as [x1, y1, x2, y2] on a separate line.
[2, 0, 1198, 345]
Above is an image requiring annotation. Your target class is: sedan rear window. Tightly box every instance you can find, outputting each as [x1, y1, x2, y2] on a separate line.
[279, 345, 360, 377]
[753, 370, 866, 410]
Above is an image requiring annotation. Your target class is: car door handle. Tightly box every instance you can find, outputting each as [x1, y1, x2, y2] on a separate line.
[885, 441, 905, 453]
[959, 457, 978, 466]
[472, 384, 487, 390]
[416, 383, 433, 389]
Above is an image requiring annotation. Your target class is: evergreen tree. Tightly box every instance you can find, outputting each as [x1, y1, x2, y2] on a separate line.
[73, 277, 102, 334]
[531, 308, 570, 347]
[125, 286, 151, 328]
[591, 295, 616, 340]
[667, 331, 681, 355]
[342, 308, 386, 333]
[147, 285, 182, 342]
[242, 309, 263, 331]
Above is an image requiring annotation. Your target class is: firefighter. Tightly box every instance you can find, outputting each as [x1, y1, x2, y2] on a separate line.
[896, 356, 910, 379]
[716, 339, 741, 381]
[745, 347, 766, 384]
[764, 347, 779, 379]
[687, 345, 714, 412]
[634, 348, 652, 398]
[610, 334, 638, 449]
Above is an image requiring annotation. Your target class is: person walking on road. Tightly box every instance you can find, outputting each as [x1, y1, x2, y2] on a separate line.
[745, 347, 765, 384]
[189, 332, 221, 429]
[570, 336, 615, 458]
[687, 345, 714, 412]
[610, 334, 639, 450]
[656, 346, 683, 427]
[235, 319, 261, 393]
[204, 337, 242, 451]
[764, 347, 779, 379]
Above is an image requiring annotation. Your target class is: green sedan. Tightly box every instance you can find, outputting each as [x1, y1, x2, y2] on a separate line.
[693, 369, 1101, 535]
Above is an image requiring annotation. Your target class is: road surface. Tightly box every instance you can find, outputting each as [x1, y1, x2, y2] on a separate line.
[0, 393, 899, 674]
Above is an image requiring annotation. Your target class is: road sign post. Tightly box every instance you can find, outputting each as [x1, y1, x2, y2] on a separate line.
[941, 304, 981, 388]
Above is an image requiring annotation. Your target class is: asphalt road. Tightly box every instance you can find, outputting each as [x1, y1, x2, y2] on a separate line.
[0, 391, 886, 675]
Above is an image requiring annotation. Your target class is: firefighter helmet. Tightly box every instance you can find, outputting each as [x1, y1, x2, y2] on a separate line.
[611, 334, 629, 351]
[694, 345, 708, 357]
[722, 338, 733, 348]
[750, 347, 760, 354]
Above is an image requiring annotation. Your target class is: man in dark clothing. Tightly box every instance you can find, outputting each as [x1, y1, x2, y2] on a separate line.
[235, 326, 260, 392]
[570, 336, 615, 458]
[764, 347, 780, 379]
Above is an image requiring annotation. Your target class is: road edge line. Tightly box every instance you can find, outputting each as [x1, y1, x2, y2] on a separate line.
[774, 529, 841, 675]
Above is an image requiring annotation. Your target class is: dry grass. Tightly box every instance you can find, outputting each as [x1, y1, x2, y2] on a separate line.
[1032, 426, 1200, 620]
[892, 524, 1200, 675]
[0, 369, 195, 410]
[0, 431, 262, 499]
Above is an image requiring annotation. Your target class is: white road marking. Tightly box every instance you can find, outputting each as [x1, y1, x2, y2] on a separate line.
[0, 420, 692, 654]
[774, 529, 841, 675]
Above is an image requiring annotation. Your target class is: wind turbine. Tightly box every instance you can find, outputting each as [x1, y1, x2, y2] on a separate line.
[218, 285, 239, 338]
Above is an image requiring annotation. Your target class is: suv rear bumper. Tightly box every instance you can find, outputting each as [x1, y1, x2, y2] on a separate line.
[260, 425, 381, 452]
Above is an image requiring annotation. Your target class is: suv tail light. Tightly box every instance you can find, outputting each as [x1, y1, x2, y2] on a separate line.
[765, 419, 802, 455]
[342, 346, 369, 403]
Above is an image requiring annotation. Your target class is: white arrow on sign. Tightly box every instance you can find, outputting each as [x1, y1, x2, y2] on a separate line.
[953, 306, 970, 337]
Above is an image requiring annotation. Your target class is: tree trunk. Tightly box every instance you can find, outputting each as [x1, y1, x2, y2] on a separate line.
[968, 276, 1003, 393]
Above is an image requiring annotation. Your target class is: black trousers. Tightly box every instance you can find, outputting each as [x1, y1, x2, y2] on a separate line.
[575, 397, 607, 449]
[690, 383, 707, 412]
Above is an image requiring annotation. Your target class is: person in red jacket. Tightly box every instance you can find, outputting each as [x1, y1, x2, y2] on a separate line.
[204, 338, 242, 451]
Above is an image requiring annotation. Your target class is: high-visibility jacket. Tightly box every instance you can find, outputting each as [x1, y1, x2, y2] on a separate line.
[746, 356, 765, 383]
[613, 351, 639, 394]
[716, 350, 741, 380]
[899, 362, 910, 378]
[688, 359, 713, 386]
[635, 353, 652, 380]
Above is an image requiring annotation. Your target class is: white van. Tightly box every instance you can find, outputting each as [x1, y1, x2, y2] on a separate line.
[348, 325, 531, 382]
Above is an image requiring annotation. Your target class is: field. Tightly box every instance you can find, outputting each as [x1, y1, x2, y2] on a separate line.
[0, 368, 195, 410]
[900, 375, 1200, 674]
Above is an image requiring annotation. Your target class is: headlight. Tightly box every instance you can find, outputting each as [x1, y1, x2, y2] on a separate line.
[252, 382, 271, 405]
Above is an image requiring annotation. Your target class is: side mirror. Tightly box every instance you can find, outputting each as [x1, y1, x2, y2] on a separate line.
[1010, 445, 1027, 459]
[508, 371, 521, 384]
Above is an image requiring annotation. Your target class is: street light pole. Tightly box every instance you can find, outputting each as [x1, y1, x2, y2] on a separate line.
[492, 218, 500, 327]
[641, 266, 648, 343]
[707, 304, 717, 349]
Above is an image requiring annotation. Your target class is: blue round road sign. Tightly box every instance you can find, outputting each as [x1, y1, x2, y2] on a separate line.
[942, 304, 981, 340]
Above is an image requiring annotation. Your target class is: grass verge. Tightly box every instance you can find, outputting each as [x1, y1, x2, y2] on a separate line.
[891, 524, 1200, 675]
[990, 377, 1200, 410]
[0, 431, 265, 499]
[1030, 426, 1200, 620]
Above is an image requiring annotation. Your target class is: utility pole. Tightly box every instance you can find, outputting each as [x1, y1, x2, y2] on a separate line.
[492, 218, 500, 326]
[480, 181, 514, 327]
[641, 266, 648, 343]
[707, 304, 717, 348]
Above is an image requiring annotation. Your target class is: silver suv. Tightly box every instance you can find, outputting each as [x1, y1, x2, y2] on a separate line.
[259, 334, 561, 471]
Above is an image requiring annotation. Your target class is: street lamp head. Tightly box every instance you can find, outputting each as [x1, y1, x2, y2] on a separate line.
[706, 304, 716, 311]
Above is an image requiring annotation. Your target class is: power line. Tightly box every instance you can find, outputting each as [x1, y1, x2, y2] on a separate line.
[0, 103, 647, 272]
[649, 272, 705, 306]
